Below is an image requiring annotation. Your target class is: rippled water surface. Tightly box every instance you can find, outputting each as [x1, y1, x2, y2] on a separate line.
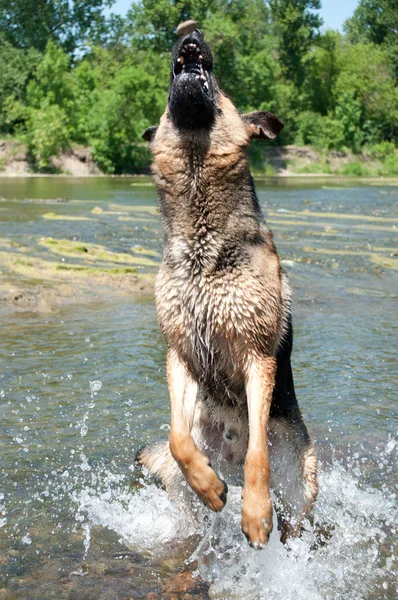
[0, 177, 397, 599]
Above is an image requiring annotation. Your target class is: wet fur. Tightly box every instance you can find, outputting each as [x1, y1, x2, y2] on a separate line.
[138, 55, 317, 542]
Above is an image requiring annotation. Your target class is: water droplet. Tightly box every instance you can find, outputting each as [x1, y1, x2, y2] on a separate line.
[21, 533, 32, 545]
[89, 380, 102, 394]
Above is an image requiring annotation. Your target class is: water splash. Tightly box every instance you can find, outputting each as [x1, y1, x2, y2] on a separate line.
[74, 477, 198, 554]
[71, 461, 397, 600]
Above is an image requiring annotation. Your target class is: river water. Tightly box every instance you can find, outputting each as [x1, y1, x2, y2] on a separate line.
[0, 177, 397, 599]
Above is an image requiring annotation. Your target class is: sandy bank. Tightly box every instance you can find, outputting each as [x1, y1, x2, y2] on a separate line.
[2, 139, 397, 179]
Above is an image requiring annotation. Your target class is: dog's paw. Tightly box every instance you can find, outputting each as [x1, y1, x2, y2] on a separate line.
[241, 489, 273, 548]
[184, 456, 228, 512]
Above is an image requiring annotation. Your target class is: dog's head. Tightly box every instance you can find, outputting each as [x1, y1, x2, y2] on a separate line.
[169, 29, 216, 131]
[142, 27, 283, 146]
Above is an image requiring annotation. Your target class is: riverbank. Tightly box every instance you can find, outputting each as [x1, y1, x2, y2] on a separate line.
[1, 138, 398, 178]
[250, 144, 398, 178]
[0, 139, 101, 176]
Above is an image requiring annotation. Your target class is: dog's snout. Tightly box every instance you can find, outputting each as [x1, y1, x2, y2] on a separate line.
[180, 29, 204, 46]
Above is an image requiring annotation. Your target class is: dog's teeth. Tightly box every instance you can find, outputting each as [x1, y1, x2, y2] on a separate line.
[177, 56, 184, 64]
[198, 54, 203, 61]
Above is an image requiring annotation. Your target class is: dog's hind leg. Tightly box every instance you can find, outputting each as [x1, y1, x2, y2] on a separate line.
[241, 355, 276, 548]
[136, 441, 181, 491]
[269, 316, 318, 543]
[268, 416, 317, 542]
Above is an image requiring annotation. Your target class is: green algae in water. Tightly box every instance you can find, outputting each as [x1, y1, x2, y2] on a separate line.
[302, 246, 398, 270]
[40, 237, 159, 267]
[42, 212, 91, 221]
[109, 203, 159, 215]
[267, 208, 398, 223]
[0, 250, 148, 282]
[55, 264, 138, 274]
[370, 253, 398, 270]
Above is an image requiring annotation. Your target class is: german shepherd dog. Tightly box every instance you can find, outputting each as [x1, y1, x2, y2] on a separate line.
[138, 28, 318, 549]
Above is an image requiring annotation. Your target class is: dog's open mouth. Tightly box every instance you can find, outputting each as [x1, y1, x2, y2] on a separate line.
[169, 31, 215, 129]
[173, 41, 209, 94]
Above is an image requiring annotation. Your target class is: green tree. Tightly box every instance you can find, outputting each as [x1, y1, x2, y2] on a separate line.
[269, 0, 322, 89]
[0, 0, 114, 54]
[204, 1, 273, 103]
[71, 47, 169, 172]
[344, 0, 398, 77]
[303, 30, 341, 115]
[27, 103, 70, 168]
[0, 0, 396, 169]
[0, 36, 41, 132]
[26, 41, 73, 109]
[334, 41, 398, 146]
[22, 41, 74, 166]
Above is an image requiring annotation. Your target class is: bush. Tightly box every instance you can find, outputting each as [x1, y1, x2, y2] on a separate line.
[294, 111, 345, 150]
[378, 153, 398, 176]
[298, 161, 332, 174]
[27, 104, 69, 168]
[369, 141, 396, 159]
[341, 161, 371, 177]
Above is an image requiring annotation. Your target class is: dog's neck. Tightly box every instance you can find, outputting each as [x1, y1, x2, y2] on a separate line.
[150, 93, 269, 272]
[154, 132, 258, 217]
[152, 130, 266, 273]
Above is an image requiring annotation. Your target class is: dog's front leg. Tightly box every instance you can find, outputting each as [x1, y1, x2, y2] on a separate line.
[167, 349, 228, 512]
[242, 355, 276, 548]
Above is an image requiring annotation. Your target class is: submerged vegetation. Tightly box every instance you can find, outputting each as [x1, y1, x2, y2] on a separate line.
[0, 0, 397, 174]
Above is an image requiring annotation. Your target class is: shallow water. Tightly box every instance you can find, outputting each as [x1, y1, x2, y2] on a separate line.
[0, 177, 397, 599]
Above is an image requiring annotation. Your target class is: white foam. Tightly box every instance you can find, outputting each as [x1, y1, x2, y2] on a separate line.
[74, 478, 199, 554]
[72, 463, 397, 599]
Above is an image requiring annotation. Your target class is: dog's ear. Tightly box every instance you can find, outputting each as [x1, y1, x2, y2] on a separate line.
[242, 111, 284, 140]
[142, 126, 158, 142]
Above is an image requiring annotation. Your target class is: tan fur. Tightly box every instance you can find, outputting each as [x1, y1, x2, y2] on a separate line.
[242, 356, 276, 546]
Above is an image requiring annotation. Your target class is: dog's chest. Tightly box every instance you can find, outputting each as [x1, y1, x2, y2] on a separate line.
[156, 241, 281, 366]
[158, 264, 249, 330]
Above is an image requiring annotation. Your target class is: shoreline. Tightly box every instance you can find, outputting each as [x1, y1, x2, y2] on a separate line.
[1, 172, 398, 185]
[2, 140, 397, 181]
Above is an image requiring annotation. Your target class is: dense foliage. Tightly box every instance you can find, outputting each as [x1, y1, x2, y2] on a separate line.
[0, 0, 397, 172]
